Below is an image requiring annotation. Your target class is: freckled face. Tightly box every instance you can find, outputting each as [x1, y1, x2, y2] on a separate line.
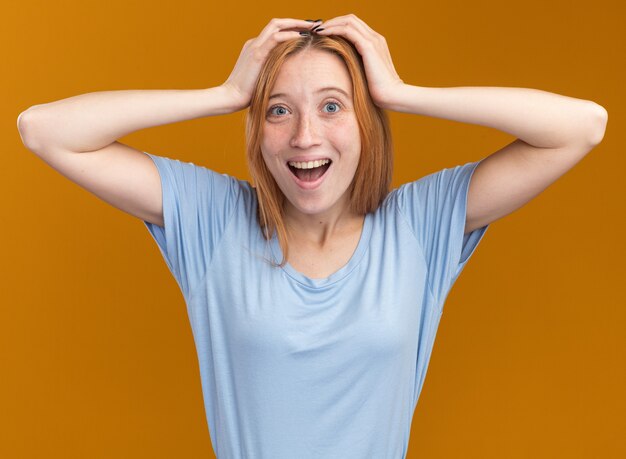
[260, 49, 361, 219]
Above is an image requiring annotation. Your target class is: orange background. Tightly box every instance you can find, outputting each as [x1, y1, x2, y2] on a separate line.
[4, 0, 624, 457]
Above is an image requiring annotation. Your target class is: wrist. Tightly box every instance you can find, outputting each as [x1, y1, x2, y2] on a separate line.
[217, 83, 248, 113]
[375, 82, 415, 112]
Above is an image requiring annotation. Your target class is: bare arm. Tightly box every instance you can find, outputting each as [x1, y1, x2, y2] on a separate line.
[16, 18, 316, 227]
[384, 84, 607, 234]
[18, 85, 244, 154]
[315, 14, 609, 235]
[18, 18, 320, 154]
[381, 85, 607, 149]
[15, 85, 249, 227]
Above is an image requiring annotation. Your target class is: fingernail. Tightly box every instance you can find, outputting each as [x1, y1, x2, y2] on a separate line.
[305, 19, 316, 22]
[312, 27, 325, 32]
[299, 31, 310, 36]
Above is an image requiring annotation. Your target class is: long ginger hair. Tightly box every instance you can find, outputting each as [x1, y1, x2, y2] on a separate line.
[245, 34, 393, 267]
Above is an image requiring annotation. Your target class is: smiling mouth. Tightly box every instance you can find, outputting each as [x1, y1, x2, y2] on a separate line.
[287, 160, 332, 182]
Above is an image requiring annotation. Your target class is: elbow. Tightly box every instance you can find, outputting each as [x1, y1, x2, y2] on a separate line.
[586, 102, 608, 147]
[17, 107, 45, 153]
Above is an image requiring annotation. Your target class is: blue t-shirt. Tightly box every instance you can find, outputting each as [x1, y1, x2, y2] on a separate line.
[142, 152, 490, 459]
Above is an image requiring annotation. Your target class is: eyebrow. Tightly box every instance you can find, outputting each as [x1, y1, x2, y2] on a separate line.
[268, 86, 351, 100]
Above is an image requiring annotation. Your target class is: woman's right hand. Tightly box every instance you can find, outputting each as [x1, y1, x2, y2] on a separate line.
[221, 18, 322, 112]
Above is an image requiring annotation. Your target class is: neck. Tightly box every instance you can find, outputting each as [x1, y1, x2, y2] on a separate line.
[283, 200, 363, 249]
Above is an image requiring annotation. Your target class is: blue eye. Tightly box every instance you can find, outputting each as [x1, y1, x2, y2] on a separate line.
[323, 102, 341, 113]
[267, 101, 342, 117]
[268, 106, 288, 116]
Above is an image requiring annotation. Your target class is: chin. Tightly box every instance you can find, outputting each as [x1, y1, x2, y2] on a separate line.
[291, 201, 329, 216]
[294, 194, 353, 218]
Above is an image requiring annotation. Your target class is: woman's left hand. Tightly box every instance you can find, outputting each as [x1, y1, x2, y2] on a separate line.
[313, 14, 405, 110]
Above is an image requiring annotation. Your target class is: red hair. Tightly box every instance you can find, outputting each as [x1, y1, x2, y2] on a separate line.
[245, 34, 394, 267]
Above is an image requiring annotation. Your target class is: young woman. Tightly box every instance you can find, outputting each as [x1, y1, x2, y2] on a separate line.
[17, 14, 607, 459]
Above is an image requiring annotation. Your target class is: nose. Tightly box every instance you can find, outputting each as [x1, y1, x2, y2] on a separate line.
[289, 113, 321, 149]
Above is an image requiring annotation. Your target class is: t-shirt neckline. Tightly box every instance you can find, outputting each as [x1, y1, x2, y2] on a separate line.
[270, 212, 373, 289]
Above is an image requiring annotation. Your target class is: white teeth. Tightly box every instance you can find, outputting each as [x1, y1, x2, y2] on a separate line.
[288, 159, 330, 169]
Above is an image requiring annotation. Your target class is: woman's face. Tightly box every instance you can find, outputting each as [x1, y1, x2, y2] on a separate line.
[260, 48, 361, 220]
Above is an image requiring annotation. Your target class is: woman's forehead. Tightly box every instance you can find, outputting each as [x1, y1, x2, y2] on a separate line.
[271, 51, 353, 97]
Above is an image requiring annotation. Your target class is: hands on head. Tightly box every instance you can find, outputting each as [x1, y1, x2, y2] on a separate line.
[221, 18, 321, 112]
[221, 14, 405, 113]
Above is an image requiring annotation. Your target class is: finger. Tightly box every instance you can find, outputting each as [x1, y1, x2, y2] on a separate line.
[250, 18, 319, 54]
[314, 23, 372, 52]
[314, 14, 374, 37]
[258, 18, 321, 40]
[314, 15, 376, 41]
[348, 14, 378, 35]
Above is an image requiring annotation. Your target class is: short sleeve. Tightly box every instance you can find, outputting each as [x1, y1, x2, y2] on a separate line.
[142, 152, 241, 299]
[395, 158, 490, 305]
